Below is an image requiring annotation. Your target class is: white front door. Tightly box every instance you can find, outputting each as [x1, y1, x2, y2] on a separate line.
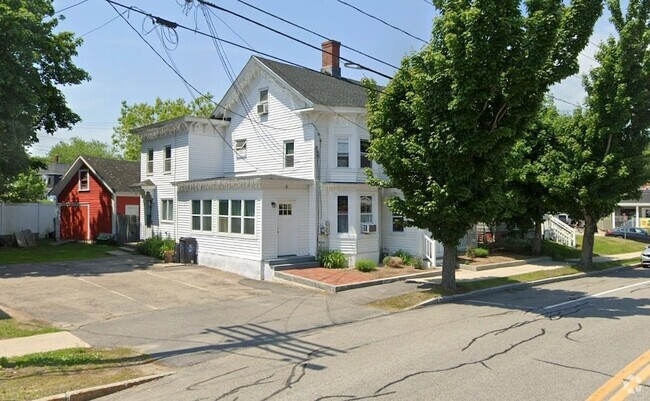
[277, 202, 297, 256]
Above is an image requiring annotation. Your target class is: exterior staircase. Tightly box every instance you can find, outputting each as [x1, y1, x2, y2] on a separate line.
[543, 215, 576, 247]
[269, 256, 319, 271]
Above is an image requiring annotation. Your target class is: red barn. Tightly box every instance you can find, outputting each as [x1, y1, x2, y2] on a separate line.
[50, 156, 141, 242]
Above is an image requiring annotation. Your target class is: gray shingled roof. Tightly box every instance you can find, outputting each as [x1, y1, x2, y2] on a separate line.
[81, 156, 140, 193]
[255, 56, 369, 108]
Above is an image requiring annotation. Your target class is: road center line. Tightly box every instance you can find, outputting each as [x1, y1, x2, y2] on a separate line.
[77, 277, 157, 310]
[542, 280, 650, 310]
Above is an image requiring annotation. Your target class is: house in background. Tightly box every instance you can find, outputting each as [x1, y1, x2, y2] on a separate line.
[39, 156, 70, 201]
[598, 185, 650, 230]
[50, 155, 141, 243]
[133, 41, 475, 280]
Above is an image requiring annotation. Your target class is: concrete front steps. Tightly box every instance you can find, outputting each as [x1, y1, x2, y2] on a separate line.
[269, 256, 320, 271]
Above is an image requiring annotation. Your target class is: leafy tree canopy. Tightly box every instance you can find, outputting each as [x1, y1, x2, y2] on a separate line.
[0, 0, 89, 192]
[543, 0, 650, 267]
[366, 0, 601, 289]
[112, 94, 215, 160]
[47, 136, 118, 164]
[0, 157, 47, 203]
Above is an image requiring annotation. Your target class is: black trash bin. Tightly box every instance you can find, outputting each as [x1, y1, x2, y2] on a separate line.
[178, 237, 197, 264]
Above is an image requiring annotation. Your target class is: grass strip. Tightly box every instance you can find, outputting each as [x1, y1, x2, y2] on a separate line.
[0, 348, 164, 401]
[369, 258, 640, 311]
[0, 318, 60, 340]
[0, 240, 116, 265]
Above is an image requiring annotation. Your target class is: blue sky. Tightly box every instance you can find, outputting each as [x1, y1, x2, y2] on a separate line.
[34, 0, 616, 157]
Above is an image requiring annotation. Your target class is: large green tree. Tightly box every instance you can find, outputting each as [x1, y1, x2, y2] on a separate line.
[0, 0, 89, 193]
[47, 136, 117, 164]
[112, 95, 214, 160]
[366, 0, 601, 290]
[500, 102, 571, 255]
[546, 0, 650, 268]
[0, 157, 48, 203]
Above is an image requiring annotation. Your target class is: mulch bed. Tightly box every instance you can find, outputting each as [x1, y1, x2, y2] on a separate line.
[458, 253, 532, 266]
[280, 265, 433, 286]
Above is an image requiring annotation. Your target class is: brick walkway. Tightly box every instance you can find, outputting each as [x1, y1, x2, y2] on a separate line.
[279, 266, 428, 286]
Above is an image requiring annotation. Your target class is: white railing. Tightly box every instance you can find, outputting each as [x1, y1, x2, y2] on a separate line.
[424, 234, 438, 267]
[543, 215, 576, 247]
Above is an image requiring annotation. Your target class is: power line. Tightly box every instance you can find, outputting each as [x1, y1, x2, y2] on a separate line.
[549, 95, 581, 108]
[229, 0, 400, 70]
[335, 0, 429, 44]
[106, 0, 388, 94]
[53, 0, 89, 15]
[81, 11, 128, 37]
[106, 0, 274, 173]
[195, 0, 393, 80]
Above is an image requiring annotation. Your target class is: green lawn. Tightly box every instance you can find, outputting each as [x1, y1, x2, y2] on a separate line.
[0, 318, 60, 340]
[369, 258, 640, 311]
[541, 235, 647, 260]
[0, 240, 116, 265]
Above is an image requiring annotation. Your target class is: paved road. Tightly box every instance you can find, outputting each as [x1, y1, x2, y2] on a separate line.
[97, 267, 650, 401]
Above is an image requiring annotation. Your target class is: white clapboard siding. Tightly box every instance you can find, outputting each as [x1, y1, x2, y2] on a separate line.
[223, 72, 314, 179]
[188, 127, 224, 180]
[261, 188, 313, 260]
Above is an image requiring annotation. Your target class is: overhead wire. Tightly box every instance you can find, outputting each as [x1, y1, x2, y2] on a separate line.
[194, 0, 393, 80]
[80, 11, 128, 37]
[335, 0, 429, 44]
[106, 0, 272, 173]
[229, 0, 400, 70]
[53, 0, 89, 15]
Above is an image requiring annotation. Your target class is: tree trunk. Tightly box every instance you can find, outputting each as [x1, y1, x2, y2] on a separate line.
[580, 213, 597, 269]
[531, 221, 542, 256]
[441, 243, 457, 291]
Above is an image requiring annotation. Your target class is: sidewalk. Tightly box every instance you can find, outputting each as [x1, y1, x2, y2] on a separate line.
[0, 331, 90, 358]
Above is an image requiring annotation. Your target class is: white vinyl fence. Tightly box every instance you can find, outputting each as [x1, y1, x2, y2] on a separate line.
[0, 203, 56, 236]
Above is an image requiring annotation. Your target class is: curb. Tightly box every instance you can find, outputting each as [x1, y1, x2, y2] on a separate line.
[275, 270, 442, 293]
[459, 256, 552, 272]
[34, 371, 174, 401]
[412, 263, 640, 309]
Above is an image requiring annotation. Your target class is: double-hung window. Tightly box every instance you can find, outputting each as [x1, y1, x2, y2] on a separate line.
[147, 149, 154, 174]
[164, 146, 172, 172]
[284, 140, 294, 168]
[161, 199, 173, 221]
[360, 139, 371, 168]
[360, 196, 373, 225]
[78, 170, 89, 191]
[218, 200, 256, 235]
[191, 200, 212, 231]
[337, 139, 349, 167]
[337, 196, 348, 233]
[392, 215, 405, 232]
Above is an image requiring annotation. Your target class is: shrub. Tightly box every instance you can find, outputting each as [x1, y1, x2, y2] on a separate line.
[136, 236, 176, 260]
[393, 249, 414, 266]
[382, 255, 392, 265]
[474, 248, 489, 258]
[411, 257, 424, 269]
[355, 259, 377, 272]
[465, 246, 477, 258]
[384, 256, 403, 268]
[318, 249, 348, 269]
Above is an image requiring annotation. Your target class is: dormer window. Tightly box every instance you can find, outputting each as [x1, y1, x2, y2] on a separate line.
[337, 138, 349, 167]
[79, 170, 89, 191]
[257, 89, 268, 115]
[234, 139, 247, 158]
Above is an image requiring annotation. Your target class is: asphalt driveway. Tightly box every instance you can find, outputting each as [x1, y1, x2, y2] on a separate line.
[0, 255, 272, 329]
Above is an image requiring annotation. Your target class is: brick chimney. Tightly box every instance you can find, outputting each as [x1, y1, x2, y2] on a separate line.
[321, 40, 341, 78]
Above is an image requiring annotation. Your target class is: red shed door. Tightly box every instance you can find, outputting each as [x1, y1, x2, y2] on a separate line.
[60, 204, 89, 240]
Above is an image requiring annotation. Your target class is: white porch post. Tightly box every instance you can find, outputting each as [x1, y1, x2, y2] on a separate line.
[612, 211, 616, 228]
[636, 205, 640, 227]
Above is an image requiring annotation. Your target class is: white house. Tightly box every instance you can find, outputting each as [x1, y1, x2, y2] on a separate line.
[132, 41, 467, 280]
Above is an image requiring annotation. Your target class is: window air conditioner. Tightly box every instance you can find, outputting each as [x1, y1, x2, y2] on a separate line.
[257, 103, 268, 115]
[361, 223, 377, 233]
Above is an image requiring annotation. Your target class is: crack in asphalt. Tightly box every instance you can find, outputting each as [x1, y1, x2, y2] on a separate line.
[534, 358, 612, 378]
[260, 348, 323, 401]
[564, 323, 583, 342]
[186, 366, 249, 391]
[461, 303, 589, 352]
[374, 329, 546, 395]
[213, 373, 276, 401]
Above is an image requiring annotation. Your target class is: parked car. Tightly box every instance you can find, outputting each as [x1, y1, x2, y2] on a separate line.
[641, 246, 650, 267]
[605, 227, 650, 242]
